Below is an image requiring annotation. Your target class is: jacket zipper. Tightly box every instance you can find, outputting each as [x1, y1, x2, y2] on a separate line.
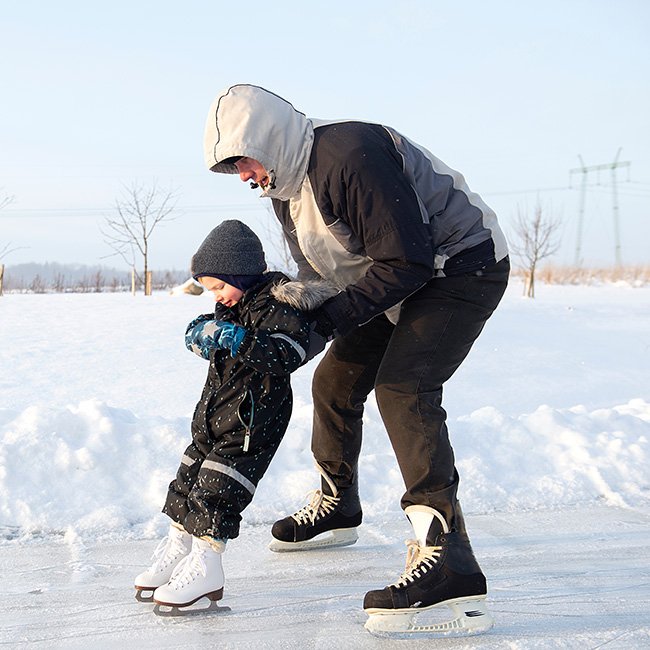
[237, 389, 255, 452]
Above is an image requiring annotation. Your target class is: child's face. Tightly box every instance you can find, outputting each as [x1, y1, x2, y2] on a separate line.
[198, 277, 244, 307]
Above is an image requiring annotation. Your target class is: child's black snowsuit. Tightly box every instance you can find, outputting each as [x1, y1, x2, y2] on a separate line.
[163, 272, 330, 540]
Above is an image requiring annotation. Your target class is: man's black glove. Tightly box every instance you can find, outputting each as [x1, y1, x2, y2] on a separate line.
[302, 306, 337, 363]
[311, 306, 337, 342]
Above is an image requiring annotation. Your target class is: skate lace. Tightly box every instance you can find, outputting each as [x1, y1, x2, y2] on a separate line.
[391, 539, 442, 588]
[149, 534, 186, 572]
[290, 489, 340, 526]
[167, 548, 207, 588]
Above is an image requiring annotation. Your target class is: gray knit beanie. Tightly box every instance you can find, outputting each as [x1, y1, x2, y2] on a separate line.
[191, 220, 266, 278]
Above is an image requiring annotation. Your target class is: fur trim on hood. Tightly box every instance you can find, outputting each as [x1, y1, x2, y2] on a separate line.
[271, 279, 338, 311]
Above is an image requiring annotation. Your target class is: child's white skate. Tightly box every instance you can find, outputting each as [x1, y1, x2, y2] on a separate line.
[134, 524, 191, 602]
[152, 536, 229, 616]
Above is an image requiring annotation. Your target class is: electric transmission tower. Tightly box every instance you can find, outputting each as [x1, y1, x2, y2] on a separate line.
[569, 149, 631, 266]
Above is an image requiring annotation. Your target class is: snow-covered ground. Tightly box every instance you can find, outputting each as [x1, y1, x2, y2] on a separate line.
[1, 280, 649, 648]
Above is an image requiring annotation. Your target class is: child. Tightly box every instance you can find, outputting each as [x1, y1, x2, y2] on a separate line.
[134, 220, 334, 612]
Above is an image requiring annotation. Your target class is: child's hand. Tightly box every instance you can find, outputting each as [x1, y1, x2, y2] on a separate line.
[215, 321, 248, 357]
[185, 314, 220, 360]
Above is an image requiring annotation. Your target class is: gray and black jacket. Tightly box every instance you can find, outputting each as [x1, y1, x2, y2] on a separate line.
[204, 84, 508, 334]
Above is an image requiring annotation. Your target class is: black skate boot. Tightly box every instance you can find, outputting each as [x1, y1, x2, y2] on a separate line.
[363, 504, 493, 637]
[269, 462, 362, 551]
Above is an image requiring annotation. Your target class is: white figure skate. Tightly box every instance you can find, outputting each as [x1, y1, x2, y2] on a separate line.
[134, 523, 191, 602]
[152, 536, 229, 616]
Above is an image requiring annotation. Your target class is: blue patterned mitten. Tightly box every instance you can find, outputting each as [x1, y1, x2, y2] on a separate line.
[185, 314, 221, 360]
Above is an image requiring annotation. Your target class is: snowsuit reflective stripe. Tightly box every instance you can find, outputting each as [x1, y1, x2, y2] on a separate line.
[163, 272, 311, 540]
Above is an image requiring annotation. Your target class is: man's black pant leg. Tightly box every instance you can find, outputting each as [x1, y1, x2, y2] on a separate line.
[311, 315, 394, 486]
[375, 261, 509, 518]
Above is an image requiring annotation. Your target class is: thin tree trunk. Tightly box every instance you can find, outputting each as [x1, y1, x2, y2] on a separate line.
[526, 265, 536, 298]
[144, 240, 149, 295]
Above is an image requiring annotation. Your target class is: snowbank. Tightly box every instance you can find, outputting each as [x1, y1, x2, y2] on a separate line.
[0, 396, 647, 541]
[1, 282, 649, 542]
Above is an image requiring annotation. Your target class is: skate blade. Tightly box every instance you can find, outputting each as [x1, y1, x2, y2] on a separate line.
[268, 527, 358, 552]
[153, 589, 230, 617]
[135, 588, 155, 603]
[364, 595, 493, 638]
[153, 600, 231, 617]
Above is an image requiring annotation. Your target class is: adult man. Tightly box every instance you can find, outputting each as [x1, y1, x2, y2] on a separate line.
[203, 84, 509, 635]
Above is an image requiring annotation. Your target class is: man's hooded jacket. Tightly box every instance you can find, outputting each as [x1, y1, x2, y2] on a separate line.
[204, 84, 508, 334]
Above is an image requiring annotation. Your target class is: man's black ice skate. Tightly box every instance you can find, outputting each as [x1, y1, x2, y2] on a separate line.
[363, 504, 493, 637]
[269, 463, 362, 551]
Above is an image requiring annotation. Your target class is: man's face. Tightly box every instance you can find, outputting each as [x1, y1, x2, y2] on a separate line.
[198, 276, 243, 307]
[234, 157, 272, 189]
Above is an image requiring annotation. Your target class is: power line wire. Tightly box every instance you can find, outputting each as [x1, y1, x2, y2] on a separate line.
[0, 203, 269, 218]
[0, 182, 646, 219]
[483, 185, 572, 196]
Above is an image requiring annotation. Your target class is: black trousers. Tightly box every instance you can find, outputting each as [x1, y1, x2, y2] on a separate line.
[311, 258, 510, 524]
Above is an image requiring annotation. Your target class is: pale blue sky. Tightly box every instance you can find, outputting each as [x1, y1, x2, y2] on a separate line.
[1, 0, 649, 271]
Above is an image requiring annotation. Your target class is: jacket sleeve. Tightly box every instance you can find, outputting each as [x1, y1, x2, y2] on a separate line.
[235, 303, 312, 376]
[309, 123, 436, 334]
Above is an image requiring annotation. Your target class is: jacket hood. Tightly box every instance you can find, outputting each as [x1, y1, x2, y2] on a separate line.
[204, 84, 314, 201]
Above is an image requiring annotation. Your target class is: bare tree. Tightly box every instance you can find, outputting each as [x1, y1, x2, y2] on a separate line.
[0, 240, 29, 297]
[30, 274, 46, 294]
[0, 241, 21, 261]
[52, 272, 66, 293]
[92, 270, 105, 293]
[0, 191, 17, 296]
[77, 276, 91, 293]
[510, 202, 562, 298]
[102, 181, 179, 295]
[0, 187, 13, 212]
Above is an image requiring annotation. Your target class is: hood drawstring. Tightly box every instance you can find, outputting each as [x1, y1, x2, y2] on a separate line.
[250, 169, 277, 192]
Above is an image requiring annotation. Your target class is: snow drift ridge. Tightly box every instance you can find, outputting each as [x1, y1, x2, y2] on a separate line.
[1, 398, 648, 541]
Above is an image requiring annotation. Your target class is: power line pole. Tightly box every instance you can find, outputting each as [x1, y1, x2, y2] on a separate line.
[571, 155, 588, 266]
[569, 149, 631, 266]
